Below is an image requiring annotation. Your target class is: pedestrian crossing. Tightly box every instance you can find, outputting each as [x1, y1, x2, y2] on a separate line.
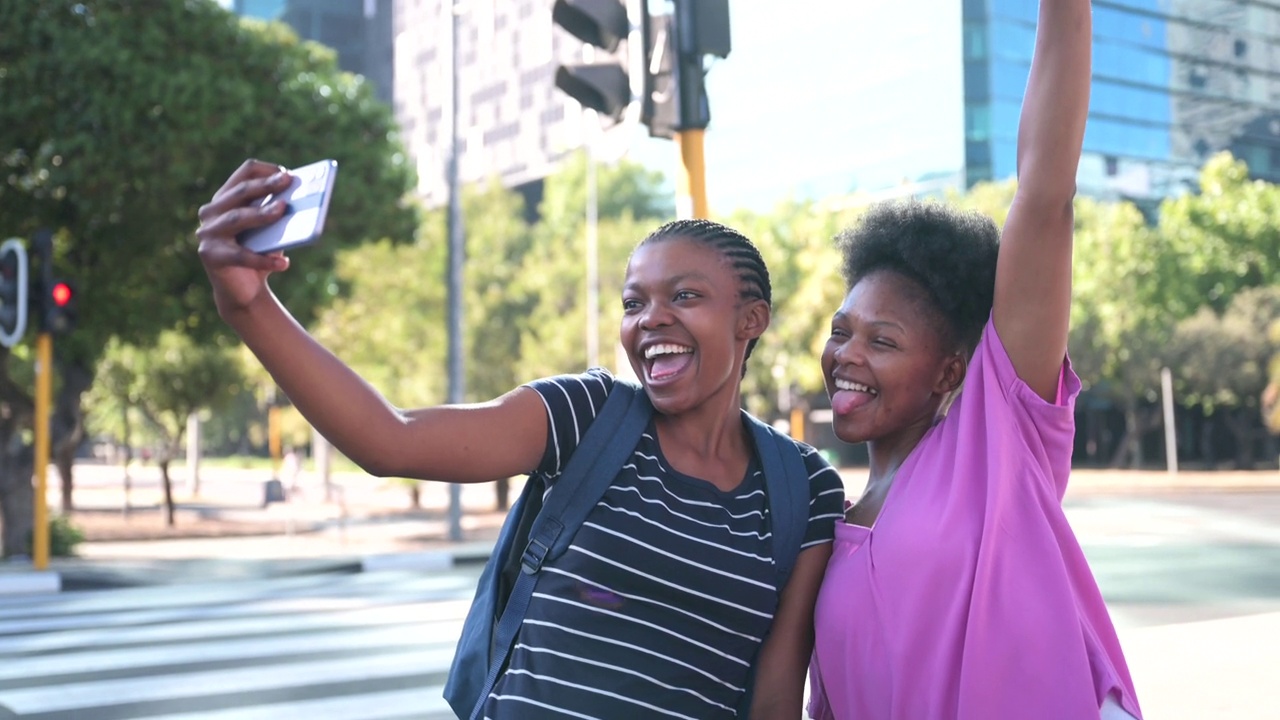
[0, 568, 482, 719]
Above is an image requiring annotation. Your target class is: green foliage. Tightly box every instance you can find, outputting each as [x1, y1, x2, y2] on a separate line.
[49, 514, 84, 557]
[0, 0, 417, 364]
[88, 331, 245, 457]
[25, 515, 85, 557]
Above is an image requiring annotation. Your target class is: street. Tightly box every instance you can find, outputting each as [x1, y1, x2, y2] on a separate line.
[0, 568, 482, 719]
[1, 483, 1277, 719]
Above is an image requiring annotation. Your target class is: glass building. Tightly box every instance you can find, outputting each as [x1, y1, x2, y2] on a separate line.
[964, 0, 1280, 201]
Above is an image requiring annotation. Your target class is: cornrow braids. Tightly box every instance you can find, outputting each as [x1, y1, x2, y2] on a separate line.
[639, 219, 773, 376]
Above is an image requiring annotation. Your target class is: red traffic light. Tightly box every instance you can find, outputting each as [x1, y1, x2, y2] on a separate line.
[51, 279, 72, 303]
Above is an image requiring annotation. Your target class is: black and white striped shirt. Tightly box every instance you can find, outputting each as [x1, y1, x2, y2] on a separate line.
[482, 369, 845, 719]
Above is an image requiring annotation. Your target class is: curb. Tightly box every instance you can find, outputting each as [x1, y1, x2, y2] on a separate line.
[0, 542, 497, 594]
[0, 570, 61, 596]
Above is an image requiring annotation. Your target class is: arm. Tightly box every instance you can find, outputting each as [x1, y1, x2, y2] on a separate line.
[196, 159, 547, 482]
[748, 544, 832, 720]
[992, 0, 1092, 401]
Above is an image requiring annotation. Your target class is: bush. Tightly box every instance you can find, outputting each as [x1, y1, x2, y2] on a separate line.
[48, 515, 85, 557]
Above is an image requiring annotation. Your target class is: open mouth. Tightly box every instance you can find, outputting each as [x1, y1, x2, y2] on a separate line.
[644, 343, 694, 382]
[831, 377, 878, 414]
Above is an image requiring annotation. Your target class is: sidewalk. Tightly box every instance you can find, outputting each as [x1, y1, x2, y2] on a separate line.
[3, 464, 1278, 594]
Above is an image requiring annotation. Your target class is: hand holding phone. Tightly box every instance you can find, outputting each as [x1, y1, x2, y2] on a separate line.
[237, 159, 338, 254]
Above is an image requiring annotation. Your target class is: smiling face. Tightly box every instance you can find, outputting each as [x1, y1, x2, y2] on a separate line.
[821, 270, 965, 447]
[621, 237, 768, 416]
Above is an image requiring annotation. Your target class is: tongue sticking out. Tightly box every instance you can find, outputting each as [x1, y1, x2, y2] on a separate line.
[650, 353, 692, 380]
[832, 389, 876, 415]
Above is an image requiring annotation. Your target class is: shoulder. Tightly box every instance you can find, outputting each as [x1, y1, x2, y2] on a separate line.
[524, 367, 617, 418]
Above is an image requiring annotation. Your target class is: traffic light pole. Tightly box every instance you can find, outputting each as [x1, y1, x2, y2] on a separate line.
[33, 332, 51, 570]
[674, 129, 708, 220]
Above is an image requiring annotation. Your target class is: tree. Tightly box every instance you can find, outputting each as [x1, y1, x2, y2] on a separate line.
[0, 0, 416, 554]
[1158, 153, 1280, 317]
[1173, 287, 1280, 468]
[91, 332, 245, 526]
[517, 153, 673, 381]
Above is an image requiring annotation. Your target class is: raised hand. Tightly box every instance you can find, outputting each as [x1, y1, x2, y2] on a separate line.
[196, 159, 294, 315]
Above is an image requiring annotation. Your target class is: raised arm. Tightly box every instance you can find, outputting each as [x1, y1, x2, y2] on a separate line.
[196, 159, 547, 482]
[992, 0, 1092, 401]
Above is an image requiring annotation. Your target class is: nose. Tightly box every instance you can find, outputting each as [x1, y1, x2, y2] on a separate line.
[830, 335, 866, 369]
[639, 300, 674, 330]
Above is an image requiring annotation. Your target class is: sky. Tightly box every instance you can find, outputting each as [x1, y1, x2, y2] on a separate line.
[628, 0, 966, 213]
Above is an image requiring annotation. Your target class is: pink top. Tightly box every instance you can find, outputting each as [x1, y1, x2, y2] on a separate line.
[809, 320, 1142, 719]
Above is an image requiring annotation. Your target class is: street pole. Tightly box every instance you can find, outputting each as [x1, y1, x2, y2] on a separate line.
[33, 332, 51, 570]
[674, 129, 708, 219]
[672, 0, 710, 220]
[584, 46, 600, 368]
[445, 0, 465, 541]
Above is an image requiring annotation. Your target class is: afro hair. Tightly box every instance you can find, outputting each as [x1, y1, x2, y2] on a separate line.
[837, 199, 1000, 354]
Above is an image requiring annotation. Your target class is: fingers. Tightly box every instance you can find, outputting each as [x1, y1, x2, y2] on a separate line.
[199, 170, 291, 225]
[212, 159, 287, 204]
[198, 235, 289, 273]
[198, 195, 287, 238]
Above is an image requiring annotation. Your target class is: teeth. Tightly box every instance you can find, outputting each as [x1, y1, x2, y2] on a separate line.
[835, 379, 877, 395]
[645, 343, 693, 359]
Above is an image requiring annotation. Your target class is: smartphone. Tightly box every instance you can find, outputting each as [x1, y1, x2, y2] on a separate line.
[238, 159, 338, 254]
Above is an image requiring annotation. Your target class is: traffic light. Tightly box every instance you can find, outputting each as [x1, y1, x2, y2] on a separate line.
[42, 279, 76, 335]
[552, 0, 633, 121]
[30, 229, 75, 335]
[0, 239, 28, 348]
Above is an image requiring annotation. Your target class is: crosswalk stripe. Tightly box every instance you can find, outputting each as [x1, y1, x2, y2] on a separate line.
[0, 601, 470, 656]
[133, 685, 452, 720]
[1, 643, 453, 714]
[0, 568, 480, 718]
[0, 622, 462, 681]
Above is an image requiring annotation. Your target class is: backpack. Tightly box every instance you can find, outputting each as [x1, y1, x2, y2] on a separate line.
[443, 379, 812, 720]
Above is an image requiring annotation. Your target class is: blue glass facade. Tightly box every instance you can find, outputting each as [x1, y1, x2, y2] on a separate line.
[964, 0, 1280, 198]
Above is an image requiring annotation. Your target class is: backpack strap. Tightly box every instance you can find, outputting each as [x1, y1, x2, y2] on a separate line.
[467, 379, 651, 720]
[744, 412, 810, 591]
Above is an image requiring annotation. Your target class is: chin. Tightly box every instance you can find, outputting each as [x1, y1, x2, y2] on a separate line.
[832, 421, 872, 445]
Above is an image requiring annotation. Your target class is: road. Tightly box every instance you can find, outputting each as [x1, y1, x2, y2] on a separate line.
[0, 568, 483, 720]
[3, 482, 1278, 719]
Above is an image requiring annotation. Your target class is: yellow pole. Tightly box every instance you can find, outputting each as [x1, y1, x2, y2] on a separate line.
[33, 332, 51, 570]
[674, 129, 709, 220]
[790, 407, 806, 444]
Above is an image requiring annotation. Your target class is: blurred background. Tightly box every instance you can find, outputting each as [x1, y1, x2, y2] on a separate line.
[0, 1, 1277, 718]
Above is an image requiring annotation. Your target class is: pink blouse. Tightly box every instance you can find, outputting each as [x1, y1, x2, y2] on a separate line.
[809, 320, 1142, 719]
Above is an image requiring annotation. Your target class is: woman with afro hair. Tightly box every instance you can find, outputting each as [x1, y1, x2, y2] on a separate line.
[808, 1, 1143, 718]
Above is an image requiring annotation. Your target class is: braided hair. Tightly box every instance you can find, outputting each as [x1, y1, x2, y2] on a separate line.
[637, 219, 772, 376]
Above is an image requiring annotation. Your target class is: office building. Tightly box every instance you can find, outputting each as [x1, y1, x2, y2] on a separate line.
[232, 0, 395, 105]
[392, 0, 596, 208]
[967, 0, 1280, 200]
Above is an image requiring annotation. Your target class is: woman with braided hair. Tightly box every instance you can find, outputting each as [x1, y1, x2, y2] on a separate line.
[196, 182, 844, 719]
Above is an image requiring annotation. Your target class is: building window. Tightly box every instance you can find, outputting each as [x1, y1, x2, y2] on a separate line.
[963, 22, 986, 61]
[1105, 155, 1119, 177]
[965, 103, 991, 142]
[1235, 39, 1247, 58]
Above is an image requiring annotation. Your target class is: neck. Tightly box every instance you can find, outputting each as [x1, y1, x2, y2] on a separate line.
[653, 387, 748, 462]
[864, 414, 937, 486]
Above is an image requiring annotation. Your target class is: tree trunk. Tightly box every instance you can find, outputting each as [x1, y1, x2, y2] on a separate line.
[409, 483, 421, 509]
[52, 360, 92, 514]
[159, 459, 176, 527]
[1110, 403, 1157, 469]
[495, 477, 510, 511]
[1200, 413, 1218, 470]
[0, 440, 34, 558]
[1224, 408, 1256, 470]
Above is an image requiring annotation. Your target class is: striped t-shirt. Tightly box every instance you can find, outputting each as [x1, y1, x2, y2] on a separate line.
[482, 368, 845, 719]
